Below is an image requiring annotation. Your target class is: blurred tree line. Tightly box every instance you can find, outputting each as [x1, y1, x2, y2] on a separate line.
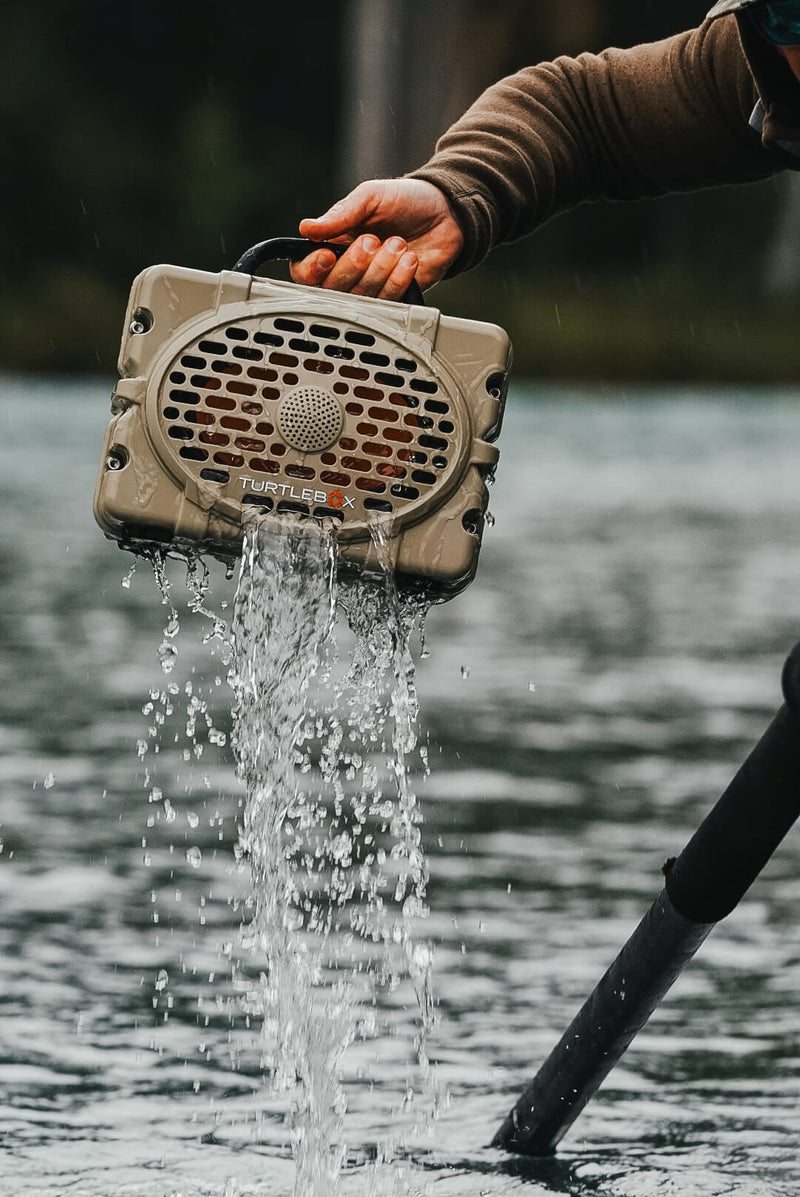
[2, 0, 799, 380]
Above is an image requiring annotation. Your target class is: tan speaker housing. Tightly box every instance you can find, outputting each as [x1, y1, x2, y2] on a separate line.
[94, 264, 512, 597]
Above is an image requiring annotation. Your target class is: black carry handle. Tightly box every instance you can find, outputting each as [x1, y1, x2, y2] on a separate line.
[233, 236, 425, 306]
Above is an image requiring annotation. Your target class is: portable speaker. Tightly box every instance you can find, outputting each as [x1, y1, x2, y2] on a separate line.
[93, 238, 512, 597]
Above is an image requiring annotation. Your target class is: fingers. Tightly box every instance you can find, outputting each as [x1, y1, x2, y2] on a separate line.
[291, 234, 420, 300]
[288, 236, 379, 292]
[289, 247, 337, 287]
[378, 251, 419, 301]
[347, 236, 415, 298]
[317, 234, 382, 291]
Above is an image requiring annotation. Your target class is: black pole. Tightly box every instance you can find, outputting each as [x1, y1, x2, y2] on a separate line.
[491, 641, 800, 1157]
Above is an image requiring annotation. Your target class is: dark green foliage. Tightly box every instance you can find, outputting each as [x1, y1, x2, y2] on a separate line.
[1, 0, 341, 372]
[3, 0, 798, 379]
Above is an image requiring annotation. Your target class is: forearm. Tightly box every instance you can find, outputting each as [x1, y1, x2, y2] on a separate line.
[409, 16, 786, 273]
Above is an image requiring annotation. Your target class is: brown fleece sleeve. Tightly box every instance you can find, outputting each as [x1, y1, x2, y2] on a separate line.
[409, 16, 787, 273]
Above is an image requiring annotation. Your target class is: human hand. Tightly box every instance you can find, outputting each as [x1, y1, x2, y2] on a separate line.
[290, 178, 465, 299]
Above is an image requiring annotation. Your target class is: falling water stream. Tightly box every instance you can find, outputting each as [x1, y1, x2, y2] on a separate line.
[146, 512, 435, 1196]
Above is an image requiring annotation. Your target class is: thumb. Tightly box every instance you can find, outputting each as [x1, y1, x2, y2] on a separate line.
[299, 184, 377, 241]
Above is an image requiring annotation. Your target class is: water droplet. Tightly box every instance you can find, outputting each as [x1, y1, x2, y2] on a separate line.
[186, 846, 202, 869]
[460, 665, 471, 680]
[43, 772, 55, 790]
[155, 968, 169, 992]
[157, 640, 178, 674]
[187, 811, 199, 829]
[485, 509, 496, 528]
[528, 681, 536, 692]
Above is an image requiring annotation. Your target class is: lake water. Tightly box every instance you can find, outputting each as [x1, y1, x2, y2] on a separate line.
[2, 378, 800, 1196]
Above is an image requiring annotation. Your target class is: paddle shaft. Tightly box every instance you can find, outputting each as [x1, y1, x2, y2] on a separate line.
[492, 642, 800, 1155]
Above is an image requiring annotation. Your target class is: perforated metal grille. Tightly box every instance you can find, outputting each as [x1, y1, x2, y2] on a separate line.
[158, 312, 459, 520]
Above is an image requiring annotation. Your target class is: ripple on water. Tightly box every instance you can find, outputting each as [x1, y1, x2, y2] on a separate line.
[3, 384, 800, 1194]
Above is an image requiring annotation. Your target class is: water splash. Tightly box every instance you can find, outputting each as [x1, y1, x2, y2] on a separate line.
[138, 547, 235, 1001]
[230, 512, 435, 1196]
[133, 517, 436, 1195]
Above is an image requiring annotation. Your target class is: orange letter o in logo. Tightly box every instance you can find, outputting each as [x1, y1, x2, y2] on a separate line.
[328, 489, 344, 509]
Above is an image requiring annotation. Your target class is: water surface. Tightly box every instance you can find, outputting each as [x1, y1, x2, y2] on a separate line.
[2, 378, 800, 1195]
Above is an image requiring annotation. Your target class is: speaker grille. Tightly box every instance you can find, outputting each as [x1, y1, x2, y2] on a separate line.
[277, 386, 343, 452]
[158, 312, 459, 522]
